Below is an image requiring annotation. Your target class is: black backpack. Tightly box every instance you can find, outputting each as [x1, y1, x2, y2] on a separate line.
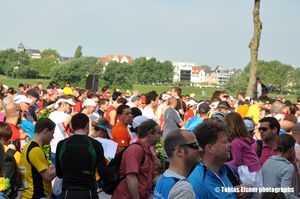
[256, 140, 263, 158]
[98, 142, 145, 195]
[1, 148, 18, 199]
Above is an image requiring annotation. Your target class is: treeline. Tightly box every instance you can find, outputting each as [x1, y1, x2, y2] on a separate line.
[224, 60, 300, 94]
[0, 48, 174, 89]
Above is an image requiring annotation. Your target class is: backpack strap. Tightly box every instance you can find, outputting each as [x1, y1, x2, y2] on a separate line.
[224, 164, 240, 187]
[256, 140, 263, 158]
[130, 142, 146, 165]
[57, 123, 68, 138]
[5, 148, 16, 157]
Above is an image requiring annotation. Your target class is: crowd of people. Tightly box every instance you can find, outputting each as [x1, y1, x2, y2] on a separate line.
[0, 81, 300, 199]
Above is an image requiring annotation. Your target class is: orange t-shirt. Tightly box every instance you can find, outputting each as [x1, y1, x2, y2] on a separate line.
[237, 104, 249, 118]
[111, 123, 131, 148]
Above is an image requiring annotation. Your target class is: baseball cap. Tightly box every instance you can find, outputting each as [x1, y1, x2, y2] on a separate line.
[82, 99, 97, 108]
[54, 98, 76, 109]
[244, 119, 255, 132]
[131, 96, 141, 102]
[13, 95, 33, 104]
[197, 102, 210, 114]
[132, 116, 149, 130]
[161, 94, 171, 101]
[63, 87, 73, 95]
[188, 100, 197, 107]
[211, 112, 225, 122]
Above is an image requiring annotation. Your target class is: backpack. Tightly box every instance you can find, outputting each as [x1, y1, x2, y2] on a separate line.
[256, 140, 263, 158]
[1, 148, 18, 199]
[98, 142, 145, 195]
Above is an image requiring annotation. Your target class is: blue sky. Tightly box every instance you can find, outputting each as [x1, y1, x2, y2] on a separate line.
[1, 0, 299, 68]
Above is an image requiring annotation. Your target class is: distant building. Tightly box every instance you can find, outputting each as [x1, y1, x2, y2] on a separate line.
[173, 62, 196, 82]
[59, 56, 74, 63]
[173, 61, 236, 87]
[17, 43, 42, 59]
[100, 55, 134, 66]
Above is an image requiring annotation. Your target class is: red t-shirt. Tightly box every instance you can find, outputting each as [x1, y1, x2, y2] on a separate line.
[112, 141, 158, 199]
[6, 122, 20, 141]
[105, 105, 117, 124]
[184, 108, 195, 121]
[73, 101, 82, 113]
[6, 122, 21, 151]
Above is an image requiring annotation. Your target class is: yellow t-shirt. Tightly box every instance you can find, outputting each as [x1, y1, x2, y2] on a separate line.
[246, 104, 260, 124]
[4, 145, 21, 166]
[20, 140, 51, 199]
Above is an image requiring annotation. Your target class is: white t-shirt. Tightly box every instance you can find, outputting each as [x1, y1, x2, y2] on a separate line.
[49, 111, 70, 153]
[142, 107, 157, 121]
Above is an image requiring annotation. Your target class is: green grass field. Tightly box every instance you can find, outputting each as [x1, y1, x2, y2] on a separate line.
[0, 75, 298, 102]
[0, 75, 50, 89]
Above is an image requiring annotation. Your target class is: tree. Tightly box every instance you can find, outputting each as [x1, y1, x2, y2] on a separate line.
[74, 45, 82, 58]
[246, 0, 262, 97]
[50, 56, 103, 87]
[132, 57, 174, 84]
[42, 49, 60, 59]
[103, 61, 134, 89]
[225, 60, 295, 94]
[26, 57, 59, 78]
[0, 49, 29, 77]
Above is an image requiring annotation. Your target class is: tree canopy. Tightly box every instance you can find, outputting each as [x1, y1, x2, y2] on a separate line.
[74, 45, 83, 58]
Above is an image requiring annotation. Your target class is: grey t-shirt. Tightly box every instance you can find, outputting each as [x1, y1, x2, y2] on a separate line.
[162, 169, 196, 199]
[163, 107, 182, 137]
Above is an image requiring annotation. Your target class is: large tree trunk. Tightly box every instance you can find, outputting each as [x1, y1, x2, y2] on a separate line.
[246, 0, 262, 97]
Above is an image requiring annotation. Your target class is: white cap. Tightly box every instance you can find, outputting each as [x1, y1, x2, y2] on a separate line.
[82, 99, 97, 108]
[132, 116, 149, 129]
[54, 98, 76, 109]
[187, 99, 197, 106]
[162, 94, 171, 101]
[13, 95, 33, 104]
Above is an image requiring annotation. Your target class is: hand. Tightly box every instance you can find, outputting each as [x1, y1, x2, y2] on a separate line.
[235, 184, 251, 199]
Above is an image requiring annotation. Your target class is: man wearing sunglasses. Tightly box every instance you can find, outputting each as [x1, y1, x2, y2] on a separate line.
[154, 129, 201, 199]
[251, 117, 280, 166]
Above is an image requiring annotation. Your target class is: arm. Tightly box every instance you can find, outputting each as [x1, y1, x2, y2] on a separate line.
[40, 166, 56, 182]
[281, 165, 298, 199]
[227, 139, 243, 167]
[55, 142, 62, 178]
[95, 141, 109, 183]
[126, 173, 140, 199]
[109, 110, 116, 126]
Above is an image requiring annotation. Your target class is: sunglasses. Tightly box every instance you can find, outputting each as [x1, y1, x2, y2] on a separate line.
[258, 127, 270, 132]
[180, 142, 200, 150]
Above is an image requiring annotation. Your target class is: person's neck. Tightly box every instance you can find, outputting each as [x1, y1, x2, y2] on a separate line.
[74, 129, 87, 135]
[265, 138, 278, 149]
[146, 104, 153, 109]
[202, 156, 223, 175]
[81, 109, 90, 116]
[277, 152, 290, 160]
[33, 136, 44, 147]
[5, 117, 18, 125]
[168, 161, 189, 178]
[138, 137, 152, 148]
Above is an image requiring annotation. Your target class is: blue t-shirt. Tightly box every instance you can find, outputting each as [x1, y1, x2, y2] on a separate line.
[184, 116, 202, 132]
[188, 162, 237, 199]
